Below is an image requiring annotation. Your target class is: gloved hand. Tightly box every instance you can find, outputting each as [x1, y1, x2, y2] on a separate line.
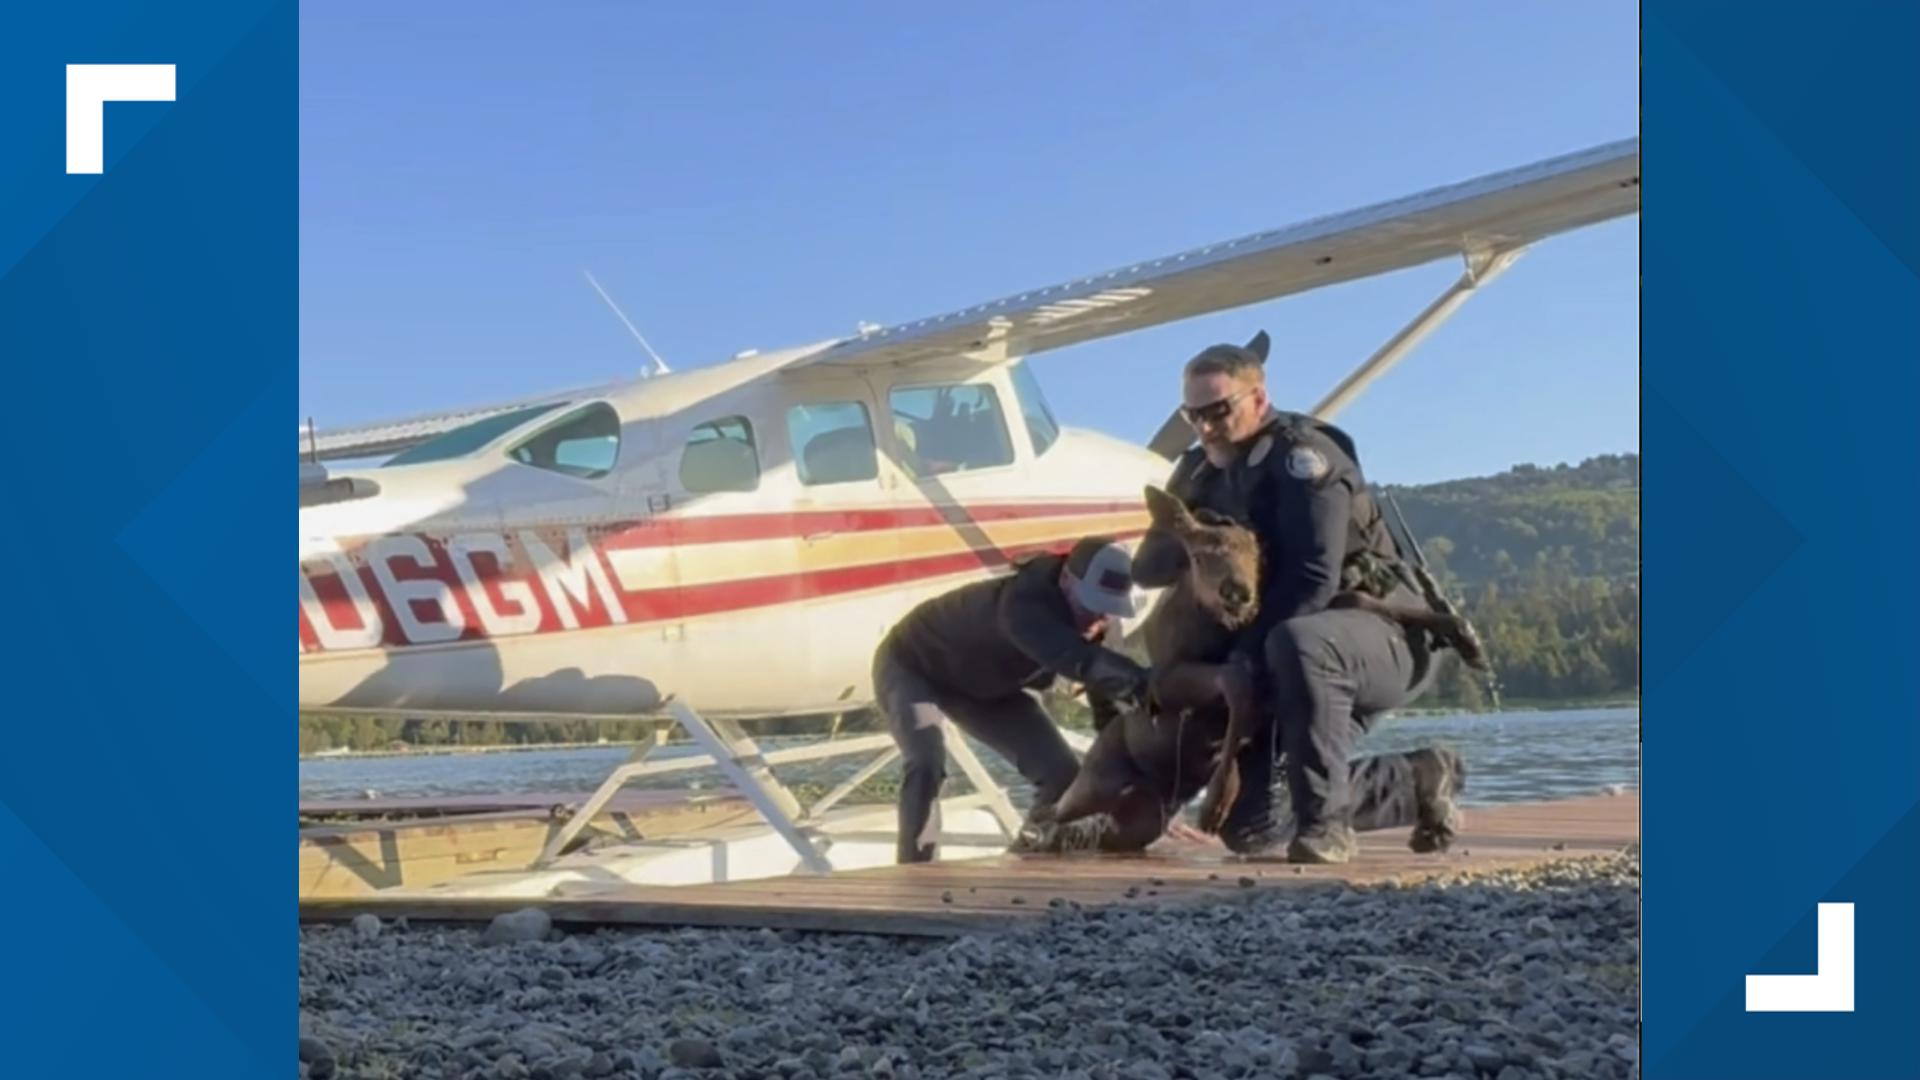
[1084, 650, 1151, 707]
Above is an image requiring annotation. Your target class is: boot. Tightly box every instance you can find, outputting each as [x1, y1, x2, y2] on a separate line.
[1009, 804, 1116, 854]
[1287, 820, 1357, 864]
[1407, 746, 1466, 854]
[1220, 775, 1293, 857]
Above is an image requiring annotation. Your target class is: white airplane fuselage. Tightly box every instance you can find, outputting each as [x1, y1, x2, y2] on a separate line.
[298, 349, 1169, 720]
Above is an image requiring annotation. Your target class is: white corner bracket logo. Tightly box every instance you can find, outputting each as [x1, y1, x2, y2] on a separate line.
[66, 64, 176, 174]
[1745, 902, 1855, 1012]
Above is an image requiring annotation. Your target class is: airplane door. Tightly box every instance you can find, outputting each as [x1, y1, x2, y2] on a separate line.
[643, 375, 898, 717]
[878, 368, 1032, 590]
[773, 373, 901, 710]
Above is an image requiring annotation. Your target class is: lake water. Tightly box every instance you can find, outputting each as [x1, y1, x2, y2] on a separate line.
[300, 707, 1638, 811]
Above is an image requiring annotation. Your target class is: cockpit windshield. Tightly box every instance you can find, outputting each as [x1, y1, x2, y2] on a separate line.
[381, 402, 566, 467]
[1008, 360, 1060, 455]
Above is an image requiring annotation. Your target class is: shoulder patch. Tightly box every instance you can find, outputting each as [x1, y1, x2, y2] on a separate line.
[1286, 445, 1330, 481]
[1247, 434, 1274, 467]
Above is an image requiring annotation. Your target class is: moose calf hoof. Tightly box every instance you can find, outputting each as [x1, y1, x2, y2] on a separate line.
[1195, 798, 1228, 835]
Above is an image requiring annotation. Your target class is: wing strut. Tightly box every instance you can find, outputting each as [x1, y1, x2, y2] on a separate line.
[1311, 246, 1525, 422]
[1146, 246, 1528, 459]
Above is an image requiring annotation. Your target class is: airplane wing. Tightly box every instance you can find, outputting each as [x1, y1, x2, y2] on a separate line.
[784, 137, 1639, 375]
[298, 378, 626, 463]
[301, 137, 1637, 463]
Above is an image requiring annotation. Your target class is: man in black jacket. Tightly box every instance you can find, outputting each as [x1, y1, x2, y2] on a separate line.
[1160, 337, 1462, 864]
[873, 536, 1152, 864]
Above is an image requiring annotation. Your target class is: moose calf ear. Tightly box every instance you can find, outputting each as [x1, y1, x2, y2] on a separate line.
[1143, 485, 1199, 531]
[1244, 330, 1271, 363]
[1143, 484, 1174, 523]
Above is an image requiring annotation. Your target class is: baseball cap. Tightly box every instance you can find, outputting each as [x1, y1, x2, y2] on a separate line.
[1064, 538, 1139, 619]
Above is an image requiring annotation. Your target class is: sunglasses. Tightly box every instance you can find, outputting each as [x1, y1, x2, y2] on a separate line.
[1180, 389, 1251, 427]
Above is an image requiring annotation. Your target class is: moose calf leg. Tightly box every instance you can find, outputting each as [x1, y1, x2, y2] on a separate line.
[1191, 660, 1257, 834]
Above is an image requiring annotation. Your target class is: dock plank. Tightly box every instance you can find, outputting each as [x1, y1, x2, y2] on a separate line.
[301, 793, 1637, 936]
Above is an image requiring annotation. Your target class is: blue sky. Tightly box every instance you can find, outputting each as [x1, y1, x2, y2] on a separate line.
[299, 3, 1637, 485]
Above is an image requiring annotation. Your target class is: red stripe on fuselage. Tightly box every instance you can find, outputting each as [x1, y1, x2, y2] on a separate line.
[609, 530, 1147, 624]
[600, 501, 1145, 550]
[299, 503, 1147, 652]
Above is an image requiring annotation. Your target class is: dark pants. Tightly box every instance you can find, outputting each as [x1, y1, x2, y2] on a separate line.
[873, 647, 1080, 864]
[1231, 605, 1434, 837]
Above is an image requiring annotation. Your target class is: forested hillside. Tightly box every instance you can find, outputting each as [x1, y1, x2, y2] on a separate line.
[1385, 453, 1639, 708]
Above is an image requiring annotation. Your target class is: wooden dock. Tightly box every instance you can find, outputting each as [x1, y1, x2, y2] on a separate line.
[300, 792, 1637, 936]
[299, 790, 757, 898]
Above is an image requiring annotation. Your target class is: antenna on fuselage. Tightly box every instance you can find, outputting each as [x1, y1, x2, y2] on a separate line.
[582, 269, 670, 377]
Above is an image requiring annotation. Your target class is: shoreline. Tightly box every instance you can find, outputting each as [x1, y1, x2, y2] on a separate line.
[1389, 697, 1641, 719]
[299, 701, 1643, 760]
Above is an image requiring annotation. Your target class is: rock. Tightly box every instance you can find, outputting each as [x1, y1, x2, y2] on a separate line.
[668, 1038, 724, 1069]
[1463, 1043, 1506, 1071]
[1238, 876, 1257, 888]
[1365, 1045, 1412, 1072]
[484, 908, 553, 945]
[1496, 1067, 1528, 1080]
[1190, 1031, 1231, 1055]
[1608, 1033, 1639, 1064]
[351, 914, 382, 940]
[1525, 917, 1554, 939]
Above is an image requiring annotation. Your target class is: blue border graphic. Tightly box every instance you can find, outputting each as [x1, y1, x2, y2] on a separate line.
[1, 1, 291, 1074]
[5, 2, 1918, 1075]
[1644, 1, 1919, 1076]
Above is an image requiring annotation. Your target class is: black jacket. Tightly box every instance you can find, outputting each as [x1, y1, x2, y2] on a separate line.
[879, 553, 1139, 701]
[1168, 409, 1403, 665]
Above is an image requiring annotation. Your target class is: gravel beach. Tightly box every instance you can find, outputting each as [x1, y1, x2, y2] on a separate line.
[299, 853, 1640, 1080]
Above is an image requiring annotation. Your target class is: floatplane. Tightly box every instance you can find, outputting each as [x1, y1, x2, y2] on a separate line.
[297, 137, 1640, 898]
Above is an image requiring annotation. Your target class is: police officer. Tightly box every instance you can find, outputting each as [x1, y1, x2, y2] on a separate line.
[1156, 336, 1462, 864]
[872, 537, 1153, 864]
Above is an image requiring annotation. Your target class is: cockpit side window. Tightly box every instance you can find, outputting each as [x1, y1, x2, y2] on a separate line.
[886, 382, 1016, 477]
[679, 416, 761, 493]
[505, 402, 621, 479]
[787, 401, 878, 485]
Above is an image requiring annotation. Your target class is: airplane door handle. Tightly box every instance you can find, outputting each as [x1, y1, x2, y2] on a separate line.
[803, 530, 838, 542]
